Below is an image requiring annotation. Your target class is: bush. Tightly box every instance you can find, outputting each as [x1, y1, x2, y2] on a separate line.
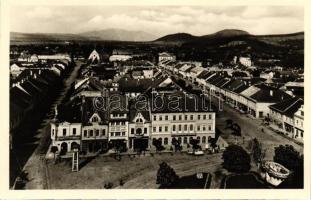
[156, 162, 179, 188]
[222, 145, 251, 173]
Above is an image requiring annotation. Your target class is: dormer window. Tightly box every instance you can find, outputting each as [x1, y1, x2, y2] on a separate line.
[136, 118, 143, 123]
[92, 116, 98, 122]
[90, 113, 101, 123]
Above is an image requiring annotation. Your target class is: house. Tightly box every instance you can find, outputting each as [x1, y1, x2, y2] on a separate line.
[132, 70, 144, 79]
[150, 92, 216, 148]
[109, 49, 133, 62]
[10, 63, 25, 78]
[108, 93, 129, 150]
[158, 52, 176, 63]
[293, 105, 304, 140]
[239, 57, 252, 67]
[269, 97, 304, 139]
[239, 84, 292, 118]
[128, 98, 152, 150]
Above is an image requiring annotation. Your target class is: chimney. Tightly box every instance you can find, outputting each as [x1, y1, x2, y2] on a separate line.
[39, 69, 41, 75]
[270, 90, 273, 96]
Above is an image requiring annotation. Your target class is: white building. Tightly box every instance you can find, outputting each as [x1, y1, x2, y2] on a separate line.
[158, 52, 176, 63]
[293, 105, 304, 140]
[239, 57, 252, 67]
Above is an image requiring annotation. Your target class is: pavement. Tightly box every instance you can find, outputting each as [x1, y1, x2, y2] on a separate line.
[14, 61, 83, 189]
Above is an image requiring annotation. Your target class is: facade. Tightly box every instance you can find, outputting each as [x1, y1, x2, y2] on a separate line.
[293, 105, 304, 140]
[269, 97, 303, 139]
[150, 93, 216, 148]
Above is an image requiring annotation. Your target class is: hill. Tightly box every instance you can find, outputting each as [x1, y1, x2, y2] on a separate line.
[79, 28, 156, 42]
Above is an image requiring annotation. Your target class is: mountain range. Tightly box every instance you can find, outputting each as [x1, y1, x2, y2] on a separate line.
[11, 28, 157, 43]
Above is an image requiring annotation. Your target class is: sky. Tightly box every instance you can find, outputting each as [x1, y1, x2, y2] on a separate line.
[10, 6, 304, 37]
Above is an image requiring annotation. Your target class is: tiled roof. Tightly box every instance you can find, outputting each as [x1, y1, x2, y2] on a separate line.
[151, 92, 214, 113]
[269, 97, 304, 117]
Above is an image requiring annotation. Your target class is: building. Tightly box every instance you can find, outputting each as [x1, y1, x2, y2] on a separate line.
[293, 105, 304, 140]
[128, 98, 152, 150]
[88, 49, 101, 63]
[158, 52, 176, 63]
[239, 57, 252, 67]
[269, 97, 303, 139]
[150, 92, 216, 148]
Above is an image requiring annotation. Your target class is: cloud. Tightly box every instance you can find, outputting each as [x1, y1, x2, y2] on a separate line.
[10, 5, 304, 36]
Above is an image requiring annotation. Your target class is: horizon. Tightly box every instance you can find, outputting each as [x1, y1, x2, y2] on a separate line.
[10, 6, 304, 37]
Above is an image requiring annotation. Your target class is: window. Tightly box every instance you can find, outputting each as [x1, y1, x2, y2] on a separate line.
[115, 132, 121, 136]
[208, 125, 211, 131]
[202, 126, 206, 131]
[159, 127, 162, 132]
[131, 128, 135, 134]
[165, 126, 168, 132]
[165, 115, 168, 120]
[198, 115, 201, 120]
[89, 130, 93, 137]
[72, 128, 76, 135]
[184, 124, 187, 131]
[102, 129, 106, 136]
[197, 136, 200, 143]
[144, 128, 147, 134]
[179, 115, 182, 120]
[172, 125, 176, 132]
[83, 130, 87, 137]
[136, 118, 143, 123]
[52, 129, 54, 136]
[179, 125, 182, 131]
[122, 132, 125, 136]
[190, 115, 193, 120]
[153, 115, 157, 121]
[203, 115, 206, 120]
[96, 129, 100, 136]
[197, 125, 200, 131]
[185, 115, 188, 120]
[164, 138, 168, 145]
[159, 115, 162, 121]
[173, 115, 176, 120]
[301, 111, 304, 116]
[209, 114, 212, 120]
[92, 116, 98, 122]
[111, 132, 114, 136]
[153, 127, 156, 132]
[63, 128, 67, 136]
[190, 124, 193, 131]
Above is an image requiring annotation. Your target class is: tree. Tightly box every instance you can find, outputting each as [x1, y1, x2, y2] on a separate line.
[273, 145, 302, 171]
[190, 139, 201, 150]
[222, 145, 251, 173]
[152, 139, 165, 152]
[156, 162, 179, 188]
[251, 138, 266, 166]
[171, 138, 182, 152]
[50, 146, 58, 160]
[274, 145, 304, 188]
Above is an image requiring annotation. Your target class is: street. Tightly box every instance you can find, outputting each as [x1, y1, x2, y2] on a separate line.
[12, 61, 83, 189]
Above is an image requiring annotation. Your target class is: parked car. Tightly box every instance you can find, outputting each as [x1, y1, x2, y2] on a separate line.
[194, 150, 204, 156]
